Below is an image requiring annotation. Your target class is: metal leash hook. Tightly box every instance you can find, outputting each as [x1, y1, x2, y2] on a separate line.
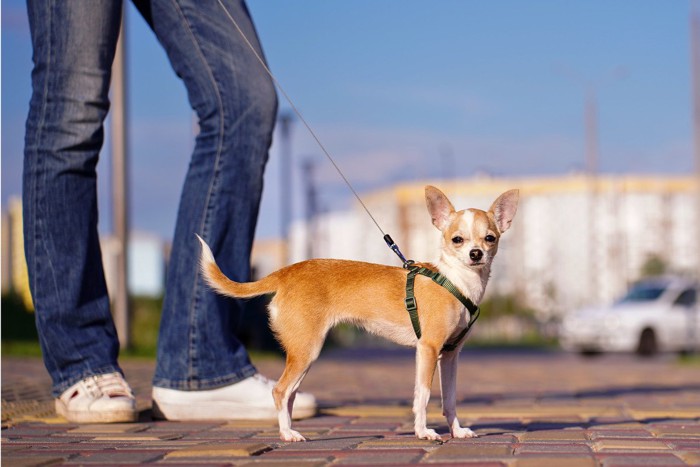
[383, 234, 414, 269]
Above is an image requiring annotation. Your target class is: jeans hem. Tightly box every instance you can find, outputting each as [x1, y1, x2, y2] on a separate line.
[52, 365, 124, 398]
[152, 364, 258, 391]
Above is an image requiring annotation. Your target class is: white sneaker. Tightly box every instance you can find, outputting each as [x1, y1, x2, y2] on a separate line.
[55, 372, 137, 423]
[152, 373, 317, 421]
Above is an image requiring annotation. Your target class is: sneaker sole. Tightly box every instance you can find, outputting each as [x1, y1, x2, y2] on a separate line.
[55, 399, 138, 424]
[151, 399, 316, 421]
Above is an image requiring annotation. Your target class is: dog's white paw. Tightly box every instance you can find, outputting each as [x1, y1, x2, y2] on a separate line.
[452, 427, 478, 439]
[416, 428, 442, 441]
[280, 429, 306, 442]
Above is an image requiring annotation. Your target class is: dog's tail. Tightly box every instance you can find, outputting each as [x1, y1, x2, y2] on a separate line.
[196, 234, 279, 299]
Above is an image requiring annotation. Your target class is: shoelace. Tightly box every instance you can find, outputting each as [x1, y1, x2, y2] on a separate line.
[84, 373, 134, 399]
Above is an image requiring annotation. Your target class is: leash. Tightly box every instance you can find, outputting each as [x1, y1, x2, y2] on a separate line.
[217, 0, 412, 267]
[219, 3, 479, 349]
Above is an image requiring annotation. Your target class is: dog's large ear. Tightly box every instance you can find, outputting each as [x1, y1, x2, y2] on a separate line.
[425, 186, 455, 231]
[489, 189, 519, 233]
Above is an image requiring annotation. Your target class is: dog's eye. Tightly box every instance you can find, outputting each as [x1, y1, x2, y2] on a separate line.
[485, 235, 496, 243]
[452, 236, 464, 245]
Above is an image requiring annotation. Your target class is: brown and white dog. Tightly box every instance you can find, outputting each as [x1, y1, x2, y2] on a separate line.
[197, 186, 519, 442]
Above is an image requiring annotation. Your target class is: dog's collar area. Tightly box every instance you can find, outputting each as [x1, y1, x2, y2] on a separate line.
[404, 264, 480, 353]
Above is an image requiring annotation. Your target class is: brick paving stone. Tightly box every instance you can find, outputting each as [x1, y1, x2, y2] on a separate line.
[596, 452, 688, 466]
[514, 443, 594, 454]
[588, 429, 656, 439]
[63, 450, 168, 464]
[649, 424, 700, 438]
[355, 437, 440, 449]
[237, 461, 330, 467]
[512, 457, 598, 467]
[90, 432, 184, 441]
[326, 448, 427, 464]
[0, 454, 70, 466]
[274, 436, 375, 451]
[593, 439, 672, 452]
[517, 429, 589, 442]
[423, 443, 514, 460]
[163, 442, 271, 458]
[677, 451, 700, 465]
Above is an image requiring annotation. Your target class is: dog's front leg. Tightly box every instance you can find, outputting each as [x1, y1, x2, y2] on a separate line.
[413, 342, 441, 440]
[439, 349, 477, 439]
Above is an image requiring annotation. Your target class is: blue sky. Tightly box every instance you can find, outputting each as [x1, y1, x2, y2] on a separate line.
[2, 1, 698, 240]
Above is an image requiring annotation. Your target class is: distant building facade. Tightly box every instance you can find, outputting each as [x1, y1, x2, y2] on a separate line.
[288, 175, 699, 319]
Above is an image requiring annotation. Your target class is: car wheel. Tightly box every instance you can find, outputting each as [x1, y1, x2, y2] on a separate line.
[636, 328, 657, 357]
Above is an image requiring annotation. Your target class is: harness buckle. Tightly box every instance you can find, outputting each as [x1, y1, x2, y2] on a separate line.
[405, 296, 417, 311]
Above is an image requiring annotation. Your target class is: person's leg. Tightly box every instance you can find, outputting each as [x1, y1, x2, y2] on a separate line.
[23, 0, 136, 422]
[146, 0, 275, 390]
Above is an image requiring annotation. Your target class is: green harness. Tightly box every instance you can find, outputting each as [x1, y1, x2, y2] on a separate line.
[404, 264, 481, 352]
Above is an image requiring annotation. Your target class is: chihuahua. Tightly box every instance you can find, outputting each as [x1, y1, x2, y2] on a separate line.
[196, 186, 519, 442]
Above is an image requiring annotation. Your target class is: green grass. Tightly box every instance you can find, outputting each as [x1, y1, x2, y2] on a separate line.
[678, 353, 700, 365]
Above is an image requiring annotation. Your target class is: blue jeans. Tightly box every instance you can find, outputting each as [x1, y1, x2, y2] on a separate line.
[23, 0, 277, 397]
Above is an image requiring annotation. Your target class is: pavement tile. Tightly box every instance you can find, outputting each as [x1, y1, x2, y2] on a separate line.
[259, 449, 337, 459]
[147, 421, 227, 432]
[90, 432, 183, 441]
[163, 442, 272, 458]
[517, 429, 589, 442]
[355, 437, 442, 449]
[0, 454, 70, 466]
[627, 408, 700, 420]
[321, 447, 426, 464]
[424, 443, 514, 460]
[593, 439, 671, 452]
[512, 456, 598, 467]
[3, 436, 93, 444]
[676, 451, 700, 465]
[596, 453, 688, 466]
[514, 443, 594, 454]
[588, 429, 656, 439]
[649, 424, 700, 438]
[274, 436, 375, 451]
[236, 461, 330, 467]
[212, 420, 278, 430]
[469, 434, 519, 443]
[65, 423, 149, 434]
[63, 450, 167, 464]
[180, 430, 259, 439]
[323, 405, 413, 418]
[667, 440, 700, 451]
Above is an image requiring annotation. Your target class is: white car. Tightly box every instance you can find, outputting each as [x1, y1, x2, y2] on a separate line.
[560, 277, 699, 356]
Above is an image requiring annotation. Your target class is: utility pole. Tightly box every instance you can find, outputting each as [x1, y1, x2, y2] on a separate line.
[278, 112, 293, 265]
[559, 65, 625, 305]
[692, 0, 700, 285]
[302, 158, 318, 260]
[111, 6, 130, 349]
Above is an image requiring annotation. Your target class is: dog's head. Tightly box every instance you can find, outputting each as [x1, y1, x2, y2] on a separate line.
[425, 186, 519, 270]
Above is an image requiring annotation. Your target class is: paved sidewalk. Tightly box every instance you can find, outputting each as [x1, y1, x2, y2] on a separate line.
[2, 348, 700, 466]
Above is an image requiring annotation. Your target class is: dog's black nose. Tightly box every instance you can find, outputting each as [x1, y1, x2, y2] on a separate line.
[469, 249, 483, 261]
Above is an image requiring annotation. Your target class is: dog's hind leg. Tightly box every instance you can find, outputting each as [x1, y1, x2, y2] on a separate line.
[273, 353, 315, 442]
[413, 341, 441, 440]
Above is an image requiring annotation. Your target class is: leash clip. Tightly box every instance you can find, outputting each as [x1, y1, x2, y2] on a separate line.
[383, 234, 414, 269]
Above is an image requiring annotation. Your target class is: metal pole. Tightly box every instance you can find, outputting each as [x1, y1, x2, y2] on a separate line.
[278, 112, 293, 265]
[692, 1, 700, 284]
[111, 6, 130, 349]
[302, 158, 318, 260]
